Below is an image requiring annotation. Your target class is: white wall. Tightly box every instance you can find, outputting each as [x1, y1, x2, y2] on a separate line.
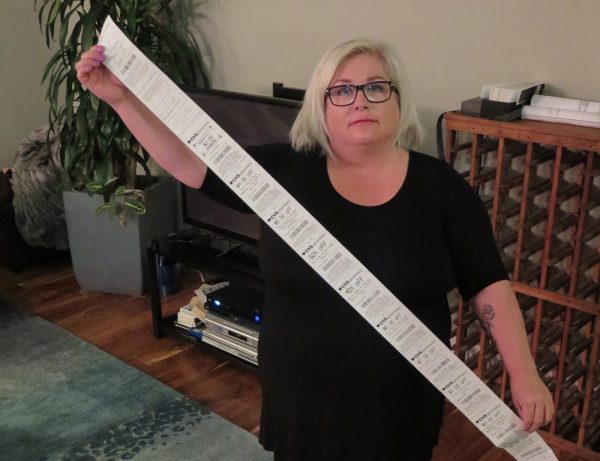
[195, 0, 600, 155]
[0, 1, 55, 168]
[2, 0, 599, 168]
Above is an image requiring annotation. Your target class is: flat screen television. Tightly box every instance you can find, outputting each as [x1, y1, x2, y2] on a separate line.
[180, 86, 302, 244]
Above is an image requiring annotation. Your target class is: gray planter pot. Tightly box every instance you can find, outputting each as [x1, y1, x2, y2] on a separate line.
[63, 177, 178, 296]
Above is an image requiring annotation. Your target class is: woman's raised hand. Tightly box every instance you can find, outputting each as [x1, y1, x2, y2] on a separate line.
[75, 45, 127, 106]
[75, 45, 208, 188]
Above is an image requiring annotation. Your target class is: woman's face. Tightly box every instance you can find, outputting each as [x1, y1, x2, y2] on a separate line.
[324, 52, 400, 155]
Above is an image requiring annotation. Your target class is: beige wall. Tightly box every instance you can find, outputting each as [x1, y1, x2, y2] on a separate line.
[0, 1, 55, 168]
[196, 0, 600, 155]
[2, 0, 599, 167]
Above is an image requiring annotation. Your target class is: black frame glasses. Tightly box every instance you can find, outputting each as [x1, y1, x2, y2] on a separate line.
[325, 81, 398, 106]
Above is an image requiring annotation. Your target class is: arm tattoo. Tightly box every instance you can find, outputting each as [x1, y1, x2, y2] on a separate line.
[478, 303, 496, 336]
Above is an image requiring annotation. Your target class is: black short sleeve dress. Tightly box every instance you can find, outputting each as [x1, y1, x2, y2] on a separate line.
[201, 144, 508, 461]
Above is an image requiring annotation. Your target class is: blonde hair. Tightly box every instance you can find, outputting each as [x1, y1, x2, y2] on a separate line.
[290, 38, 422, 156]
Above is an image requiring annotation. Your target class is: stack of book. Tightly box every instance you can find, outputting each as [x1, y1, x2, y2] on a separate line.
[521, 95, 600, 128]
[461, 81, 544, 121]
[482, 81, 545, 104]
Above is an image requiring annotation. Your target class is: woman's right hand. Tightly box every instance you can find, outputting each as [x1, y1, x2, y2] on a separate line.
[75, 45, 127, 106]
[75, 45, 208, 188]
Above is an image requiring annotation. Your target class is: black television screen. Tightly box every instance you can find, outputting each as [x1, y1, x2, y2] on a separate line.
[180, 86, 302, 243]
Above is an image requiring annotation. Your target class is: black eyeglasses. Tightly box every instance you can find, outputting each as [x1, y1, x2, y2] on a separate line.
[325, 81, 398, 106]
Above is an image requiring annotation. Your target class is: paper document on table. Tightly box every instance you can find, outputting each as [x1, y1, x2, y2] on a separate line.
[98, 16, 557, 461]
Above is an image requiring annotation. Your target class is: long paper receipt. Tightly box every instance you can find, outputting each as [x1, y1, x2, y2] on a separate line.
[98, 16, 557, 461]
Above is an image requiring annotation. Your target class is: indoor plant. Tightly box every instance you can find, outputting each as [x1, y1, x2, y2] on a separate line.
[35, 0, 209, 295]
[36, 0, 208, 215]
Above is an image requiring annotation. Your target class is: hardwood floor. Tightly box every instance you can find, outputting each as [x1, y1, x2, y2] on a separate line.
[0, 256, 595, 461]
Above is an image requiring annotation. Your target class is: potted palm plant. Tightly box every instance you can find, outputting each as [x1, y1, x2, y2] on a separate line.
[35, 0, 209, 295]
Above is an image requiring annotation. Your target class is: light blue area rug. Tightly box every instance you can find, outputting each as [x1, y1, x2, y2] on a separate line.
[0, 301, 272, 461]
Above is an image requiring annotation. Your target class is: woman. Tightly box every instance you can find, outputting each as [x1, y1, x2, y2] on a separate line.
[77, 39, 554, 460]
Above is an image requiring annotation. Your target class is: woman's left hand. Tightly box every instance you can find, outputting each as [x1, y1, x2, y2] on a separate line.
[510, 372, 554, 432]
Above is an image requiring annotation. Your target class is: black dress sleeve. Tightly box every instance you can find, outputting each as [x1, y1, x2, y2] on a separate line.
[200, 143, 287, 213]
[443, 166, 508, 300]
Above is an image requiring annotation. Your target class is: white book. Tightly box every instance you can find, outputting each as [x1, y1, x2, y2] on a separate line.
[486, 81, 544, 103]
[480, 82, 510, 99]
[521, 105, 600, 128]
[530, 95, 600, 113]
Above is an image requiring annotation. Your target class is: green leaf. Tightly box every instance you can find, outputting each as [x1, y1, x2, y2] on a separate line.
[37, 0, 210, 220]
[93, 144, 112, 185]
[35, 0, 49, 36]
[114, 130, 131, 154]
[45, 64, 67, 109]
[65, 79, 76, 125]
[41, 49, 63, 84]
[85, 103, 99, 132]
[86, 181, 104, 194]
[57, 4, 67, 47]
[47, 0, 63, 41]
[105, 177, 119, 187]
[58, 7, 78, 48]
[69, 18, 83, 50]
[90, 93, 100, 112]
[96, 134, 109, 157]
[125, 199, 146, 215]
[126, 0, 137, 35]
[95, 203, 113, 214]
[75, 106, 90, 153]
[61, 139, 74, 178]
[115, 185, 126, 196]
[100, 119, 114, 138]
[81, 2, 104, 50]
